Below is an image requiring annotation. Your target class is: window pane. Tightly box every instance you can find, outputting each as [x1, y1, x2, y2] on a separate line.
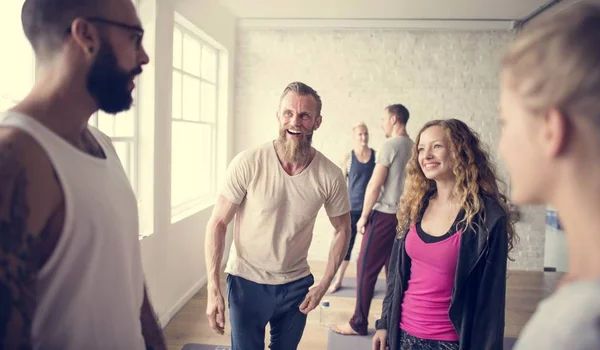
[112, 141, 130, 178]
[201, 45, 217, 83]
[171, 121, 212, 208]
[111, 140, 135, 192]
[182, 75, 200, 122]
[172, 71, 182, 119]
[0, 1, 35, 107]
[97, 111, 116, 137]
[114, 107, 135, 137]
[173, 27, 182, 70]
[201, 82, 216, 123]
[182, 34, 201, 76]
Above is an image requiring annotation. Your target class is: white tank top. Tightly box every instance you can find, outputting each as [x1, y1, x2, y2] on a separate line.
[0, 112, 146, 350]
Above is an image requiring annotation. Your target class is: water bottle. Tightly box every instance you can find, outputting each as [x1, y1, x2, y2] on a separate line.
[320, 300, 330, 326]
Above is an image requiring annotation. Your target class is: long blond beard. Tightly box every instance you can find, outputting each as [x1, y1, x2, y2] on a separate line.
[275, 128, 313, 163]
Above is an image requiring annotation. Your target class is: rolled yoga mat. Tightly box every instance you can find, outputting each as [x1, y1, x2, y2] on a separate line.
[327, 278, 387, 299]
[326, 328, 518, 350]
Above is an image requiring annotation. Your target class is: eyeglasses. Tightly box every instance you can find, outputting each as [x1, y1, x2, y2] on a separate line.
[66, 17, 145, 49]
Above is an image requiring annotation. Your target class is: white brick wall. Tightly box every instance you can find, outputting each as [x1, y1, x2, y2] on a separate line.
[234, 28, 546, 271]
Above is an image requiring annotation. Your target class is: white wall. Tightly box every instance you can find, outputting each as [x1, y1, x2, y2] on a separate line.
[138, 0, 237, 327]
[234, 27, 546, 271]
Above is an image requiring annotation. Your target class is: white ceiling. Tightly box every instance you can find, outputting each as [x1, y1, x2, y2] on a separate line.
[219, 0, 552, 20]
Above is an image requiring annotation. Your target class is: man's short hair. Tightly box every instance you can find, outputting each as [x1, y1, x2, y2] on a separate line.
[280, 82, 323, 116]
[386, 104, 409, 125]
[21, 0, 103, 56]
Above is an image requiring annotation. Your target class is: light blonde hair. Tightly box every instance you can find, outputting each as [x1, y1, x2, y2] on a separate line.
[397, 119, 517, 257]
[352, 122, 368, 132]
[502, 1, 600, 128]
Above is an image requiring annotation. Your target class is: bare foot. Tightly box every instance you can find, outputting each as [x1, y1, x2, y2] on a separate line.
[330, 323, 360, 335]
[328, 281, 342, 294]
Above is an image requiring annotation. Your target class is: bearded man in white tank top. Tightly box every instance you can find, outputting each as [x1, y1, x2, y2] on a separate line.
[0, 0, 165, 349]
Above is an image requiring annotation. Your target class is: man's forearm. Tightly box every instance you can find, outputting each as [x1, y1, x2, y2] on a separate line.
[205, 220, 227, 292]
[140, 286, 166, 350]
[361, 184, 382, 219]
[321, 225, 351, 286]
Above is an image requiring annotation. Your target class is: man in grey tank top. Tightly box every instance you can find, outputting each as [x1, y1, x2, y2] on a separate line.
[332, 104, 413, 336]
[0, 0, 165, 349]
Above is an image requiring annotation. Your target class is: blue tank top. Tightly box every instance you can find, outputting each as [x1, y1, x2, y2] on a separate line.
[348, 149, 376, 212]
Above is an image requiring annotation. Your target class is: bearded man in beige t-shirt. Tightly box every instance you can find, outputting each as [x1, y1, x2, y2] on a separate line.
[204, 81, 352, 350]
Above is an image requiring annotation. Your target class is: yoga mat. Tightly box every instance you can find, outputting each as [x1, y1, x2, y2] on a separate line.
[326, 328, 376, 350]
[504, 337, 517, 349]
[182, 345, 230, 350]
[327, 278, 386, 299]
[327, 329, 518, 350]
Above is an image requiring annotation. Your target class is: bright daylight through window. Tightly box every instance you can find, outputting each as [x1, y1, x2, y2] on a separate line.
[171, 16, 219, 221]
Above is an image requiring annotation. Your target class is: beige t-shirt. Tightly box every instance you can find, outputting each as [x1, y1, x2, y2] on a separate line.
[222, 142, 350, 285]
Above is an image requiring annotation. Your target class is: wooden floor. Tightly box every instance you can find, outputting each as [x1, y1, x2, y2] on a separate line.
[163, 261, 563, 350]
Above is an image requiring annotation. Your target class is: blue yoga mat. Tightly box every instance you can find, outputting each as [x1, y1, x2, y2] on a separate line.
[327, 328, 518, 350]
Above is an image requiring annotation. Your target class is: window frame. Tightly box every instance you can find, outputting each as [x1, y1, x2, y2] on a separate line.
[170, 18, 220, 222]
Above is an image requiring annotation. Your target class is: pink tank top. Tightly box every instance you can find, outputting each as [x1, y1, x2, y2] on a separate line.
[399, 222, 462, 341]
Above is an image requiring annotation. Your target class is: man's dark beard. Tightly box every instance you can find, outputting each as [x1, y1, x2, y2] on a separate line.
[275, 128, 313, 163]
[86, 41, 142, 114]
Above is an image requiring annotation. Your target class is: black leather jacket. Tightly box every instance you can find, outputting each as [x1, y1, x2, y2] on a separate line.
[375, 195, 509, 350]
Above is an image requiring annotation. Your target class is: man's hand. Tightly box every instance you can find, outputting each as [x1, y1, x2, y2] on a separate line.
[372, 329, 388, 350]
[356, 215, 368, 234]
[204, 195, 239, 336]
[299, 283, 327, 314]
[206, 288, 226, 335]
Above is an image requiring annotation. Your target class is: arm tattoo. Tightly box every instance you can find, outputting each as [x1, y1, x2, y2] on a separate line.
[0, 141, 51, 349]
[140, 285, 166, 350]
[0, 142, 33, 349]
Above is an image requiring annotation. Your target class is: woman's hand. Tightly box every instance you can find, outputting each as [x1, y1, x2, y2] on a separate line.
[372, 329, 388, 350]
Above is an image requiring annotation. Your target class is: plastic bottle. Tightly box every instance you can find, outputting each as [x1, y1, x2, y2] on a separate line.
[320, 300, 330, 326]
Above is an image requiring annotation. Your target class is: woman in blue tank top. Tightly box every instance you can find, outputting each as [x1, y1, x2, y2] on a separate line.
[329, 122, 376, 293]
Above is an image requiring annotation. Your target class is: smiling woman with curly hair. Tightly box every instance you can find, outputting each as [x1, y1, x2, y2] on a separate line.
[372, 118, 516, 350]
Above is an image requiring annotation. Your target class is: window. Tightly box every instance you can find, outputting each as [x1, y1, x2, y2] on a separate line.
[0, 2, 36, 112]
[88, 0, 155, 238]
[171, 16, 220, 221]
[89, 95, 139, 193]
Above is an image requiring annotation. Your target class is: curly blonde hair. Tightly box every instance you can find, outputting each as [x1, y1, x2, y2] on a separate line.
[397, 119, 517, 255]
